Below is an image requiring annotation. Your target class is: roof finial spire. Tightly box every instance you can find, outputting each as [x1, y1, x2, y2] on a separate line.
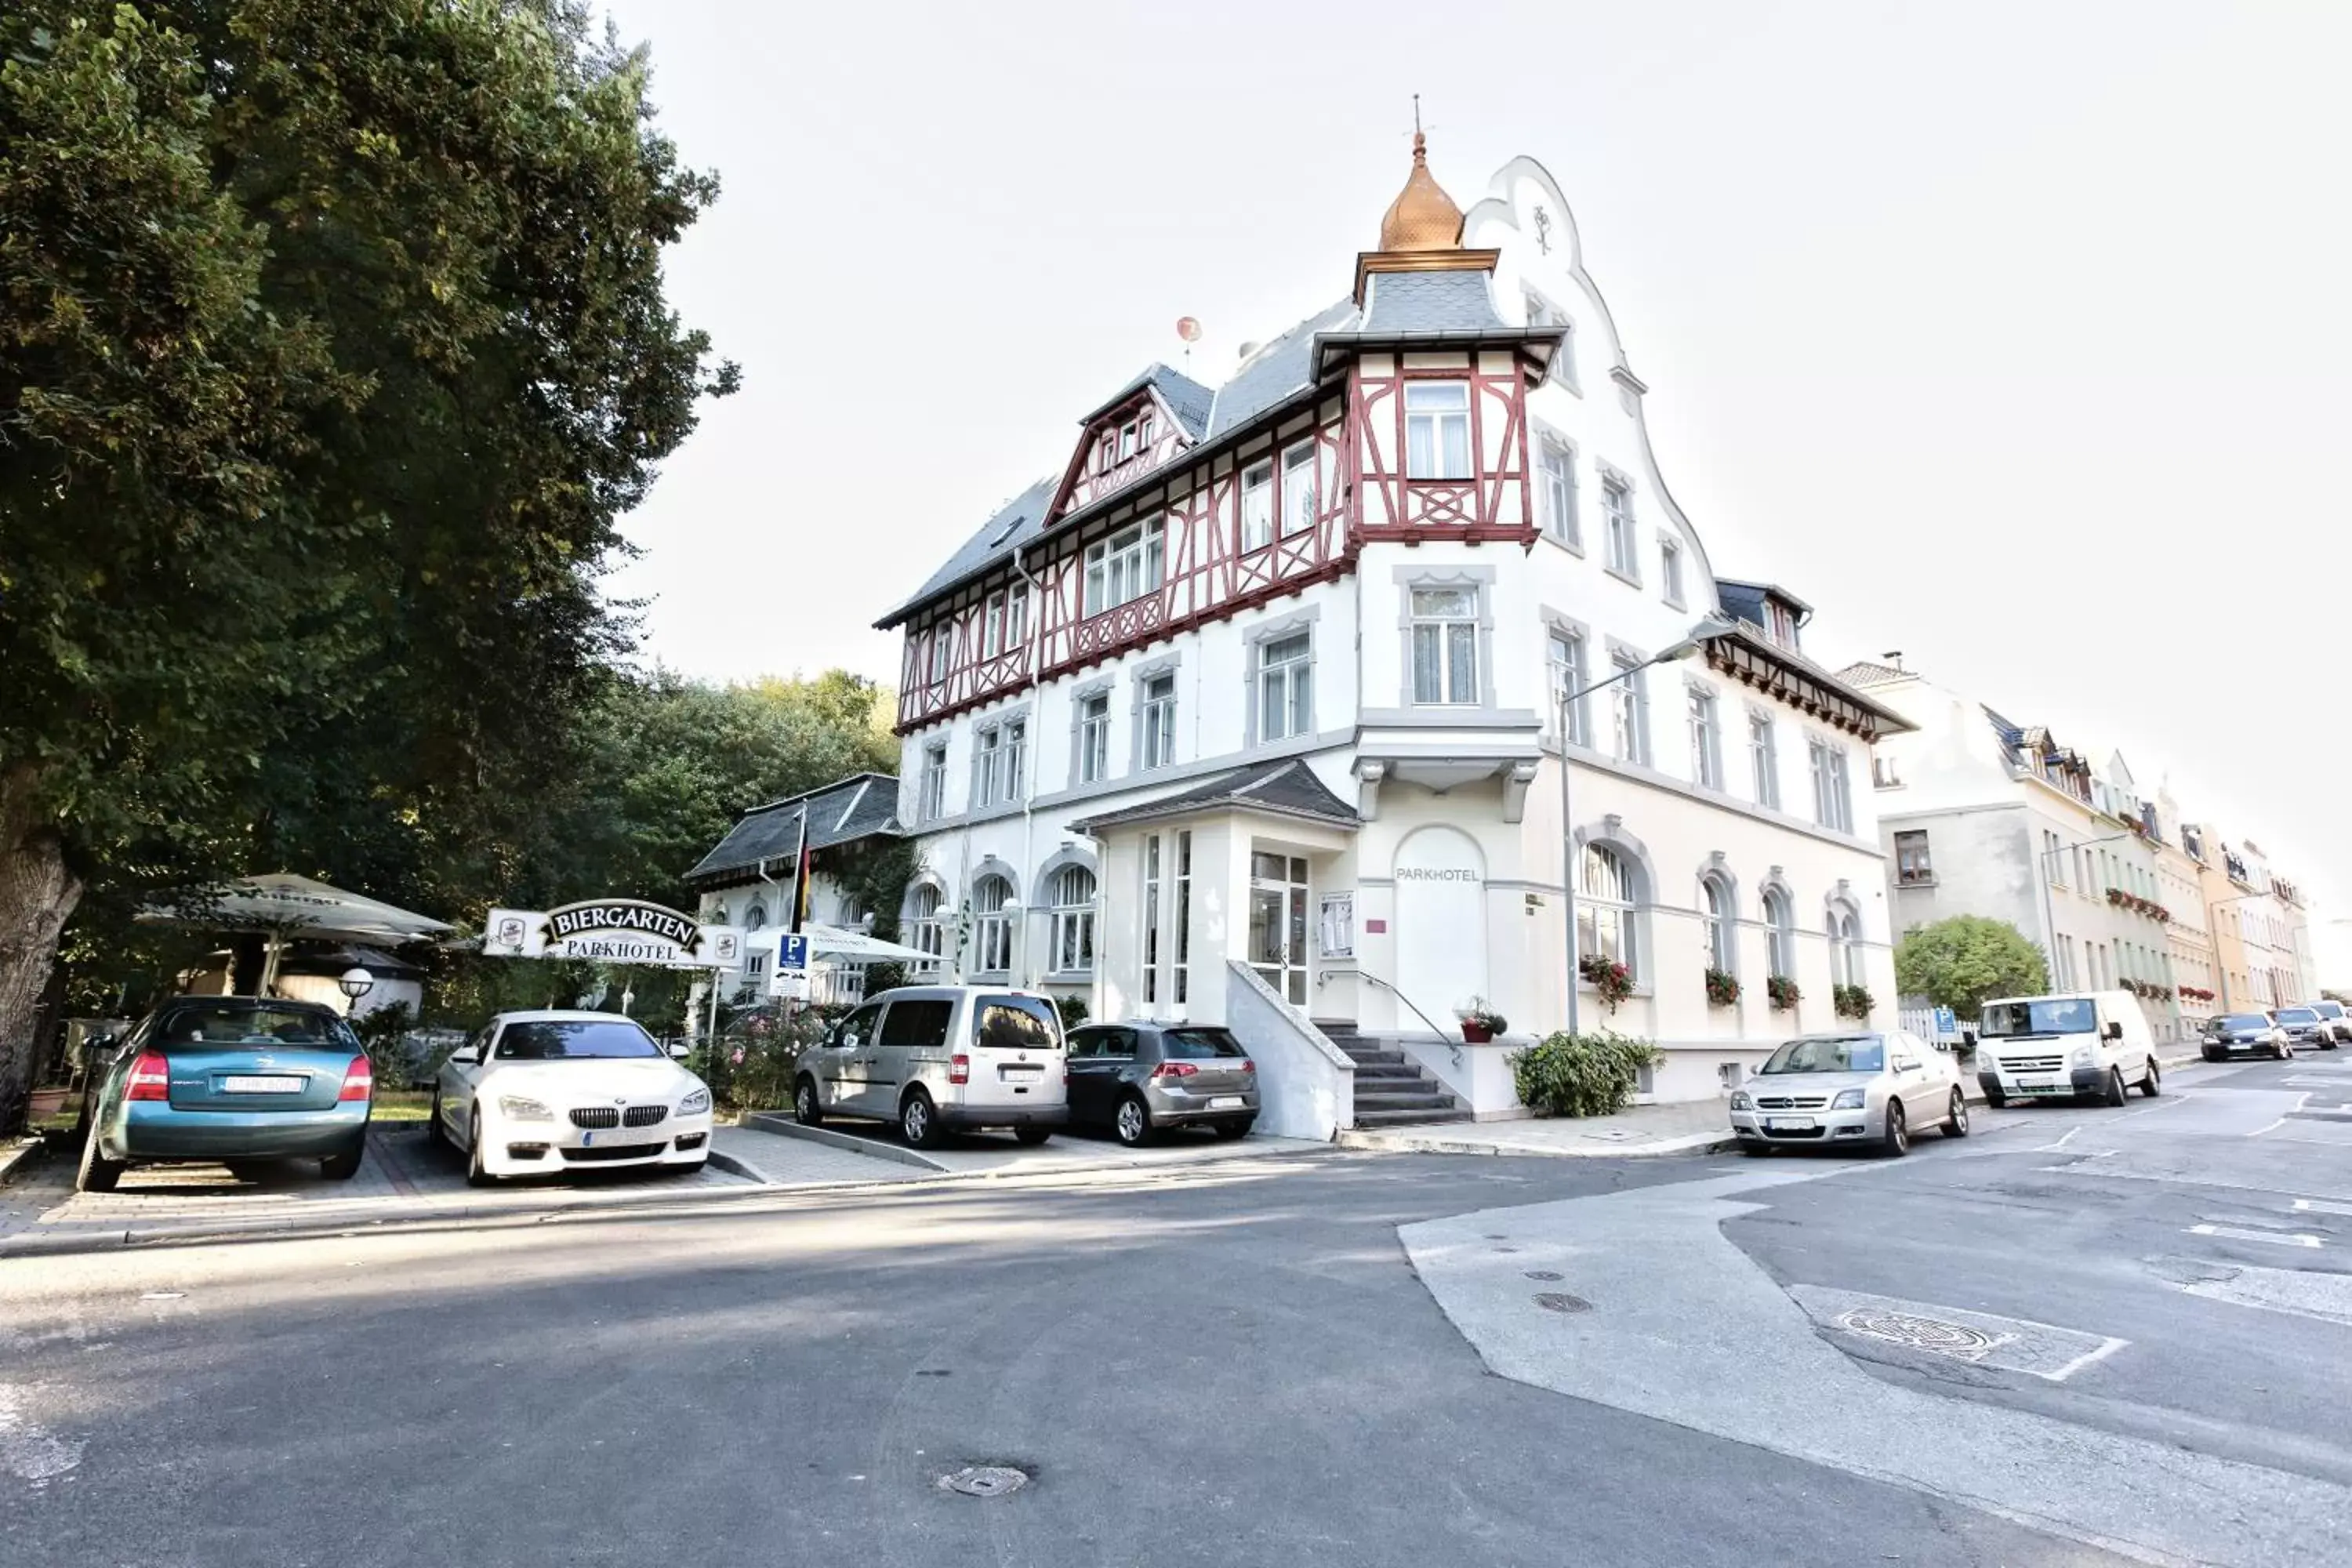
[1377, 96, 1462, 252]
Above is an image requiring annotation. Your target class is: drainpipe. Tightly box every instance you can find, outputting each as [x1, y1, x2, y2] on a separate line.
[1015, 547, 1046, 989]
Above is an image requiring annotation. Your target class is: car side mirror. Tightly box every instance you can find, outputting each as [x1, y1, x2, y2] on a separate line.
[668, 1043, 690, 1060]
[2103, 1022, 2123, 1041]
[451, 1046, 481, 1065]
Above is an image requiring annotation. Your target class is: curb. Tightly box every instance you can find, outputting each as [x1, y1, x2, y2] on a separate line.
[739, 1112, 950, 1171]
[1334, 1127, 1738, 1160]
[0, 1138, 45, 1189]
[702, 1145, 775, 1185]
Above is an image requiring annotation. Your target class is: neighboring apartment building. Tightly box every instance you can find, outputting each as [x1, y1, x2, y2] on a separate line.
[686, 774, 903, 1004]
[1842, 662, 2190, 1042]
[871, 139, 1907, 1115]
[2154, 791, 2220, 1032]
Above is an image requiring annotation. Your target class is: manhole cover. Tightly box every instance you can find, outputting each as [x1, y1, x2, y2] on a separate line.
[1534, 1291, 1592, 1314]
[1524, 1270, 1563, 1282]
[1836, 1307, 2002, 1360]
[938, 1465, 1029, 1498]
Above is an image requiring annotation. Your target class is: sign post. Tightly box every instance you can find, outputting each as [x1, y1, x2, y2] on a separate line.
[771, 932, 810, 1003]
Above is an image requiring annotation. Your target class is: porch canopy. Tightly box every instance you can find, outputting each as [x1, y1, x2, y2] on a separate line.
[789, 924, 937, 964]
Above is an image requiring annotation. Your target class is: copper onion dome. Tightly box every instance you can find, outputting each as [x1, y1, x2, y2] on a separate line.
[1378, 130, 1465, 252]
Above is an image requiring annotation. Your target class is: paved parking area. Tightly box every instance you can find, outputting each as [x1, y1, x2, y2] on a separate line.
[736, 1110, 1324, 1178]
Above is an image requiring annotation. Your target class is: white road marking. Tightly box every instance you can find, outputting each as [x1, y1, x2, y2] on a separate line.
[2292, 1197, 2352, 1217]
[2188, 1223, 2323, 1248]
[2180, 1265, 2352, 1326]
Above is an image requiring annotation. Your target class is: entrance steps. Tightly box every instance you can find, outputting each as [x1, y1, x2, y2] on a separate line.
[1314, 1020, 1472, 1128]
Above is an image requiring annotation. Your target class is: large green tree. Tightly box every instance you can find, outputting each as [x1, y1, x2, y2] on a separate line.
[0, 0, 734, 1126]
[1895, 916, 2052, 1020]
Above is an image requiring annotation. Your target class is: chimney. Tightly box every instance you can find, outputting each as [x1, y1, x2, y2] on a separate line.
[1882, 651, 1906, 673]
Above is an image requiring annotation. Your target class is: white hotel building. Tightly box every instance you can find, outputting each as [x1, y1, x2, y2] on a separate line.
[872, 140, 1907, 1133]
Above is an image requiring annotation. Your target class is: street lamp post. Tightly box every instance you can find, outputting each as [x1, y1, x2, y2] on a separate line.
[1557, 615, 1736, 1036]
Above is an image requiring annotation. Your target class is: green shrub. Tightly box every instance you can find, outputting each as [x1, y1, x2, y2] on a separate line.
[1508, 1029, 1664, 1118]
[1054, 995, 1090, 1030]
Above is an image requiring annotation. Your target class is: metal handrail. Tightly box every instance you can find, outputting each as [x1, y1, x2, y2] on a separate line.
[1352, 969, 1464, 1068]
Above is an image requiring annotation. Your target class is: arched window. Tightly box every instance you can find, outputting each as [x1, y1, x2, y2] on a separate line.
[1051, 865, 1097, 973]
[1577, 844, 1637, 977]
[1762, 887, 1795, 979]
[710, 902, 731, 927]
[743, 902, 767, 932]
[1700, 873, 1734, 974]
[909, 884, 946, 966]
[1827, 903, 1864, 986]
[971, 873, 1016, 974]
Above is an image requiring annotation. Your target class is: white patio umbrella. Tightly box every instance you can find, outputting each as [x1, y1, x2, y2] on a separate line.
[141, 872, 452, 993]
[795, 923, 938, 964]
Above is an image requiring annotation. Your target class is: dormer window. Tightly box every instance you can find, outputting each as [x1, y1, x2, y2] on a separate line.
[1404, 381, 1472, 480]
[1281, 443, 1318, 536]
[1766, 600, 1798, 648]
[1118, 420, 1140, 462]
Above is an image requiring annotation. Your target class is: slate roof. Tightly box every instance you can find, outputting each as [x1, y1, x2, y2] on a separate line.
[877, 474, 1057, 629]
[1357, 269, 1509, 334]
[687, 772, 903, 887]
[1834, 659, 1909, 688]
[1081, 362, 1216, 440]
[1206, 299, 1359, 437]
[1066, 757, 1359, 835]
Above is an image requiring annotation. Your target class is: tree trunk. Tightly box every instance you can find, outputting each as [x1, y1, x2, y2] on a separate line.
[0, 764, 82, 1135]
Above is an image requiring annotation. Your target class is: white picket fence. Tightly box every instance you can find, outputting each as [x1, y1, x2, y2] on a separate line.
[1899, 1005, 1969, 1044]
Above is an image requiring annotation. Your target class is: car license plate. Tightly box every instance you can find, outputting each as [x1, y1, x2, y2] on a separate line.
[223, 1075, 303, 1094]
[1209, 1095, 1246, 1110]
[2019, 1081, 2063, 1094]
[1000, 1062, 1041, 1076]
[1765, 1116, 1815, 1131]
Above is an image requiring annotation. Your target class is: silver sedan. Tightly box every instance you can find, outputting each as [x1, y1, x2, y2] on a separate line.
[1729, 1031, 1969, 1157]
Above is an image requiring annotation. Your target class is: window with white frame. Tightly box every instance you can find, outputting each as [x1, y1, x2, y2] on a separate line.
[1077, 692, 1111, 784]
[971, 873, 1014, 973]
[1404, 381, 1472, 480]
[1548, 627, 1589, 746]
[1895, 829, 1933, 886]
[919, 742, 947, 821]
[1872, 753, 1901, 789]
[1141, 673, 1176, 770]
[1762, 887, 1795, 978]
[1082, 518, 1164, 618]
[743, 902, 767, 932]
[927, 624, 952, 684]
[1688, 685, 1722, 789]
[1748, 712, 1779, 808]
[1002, 718, 1025, 801]
[1701, 873, 1735, 973]
[1809, 737, 1853, 831]
[1537, 437, 1578, 546]
[1258, 631, 1312, 741]
[1117, 419, 1139, 461]
[1410, 586, 1479, 705]
[1280, 442, 1317, 536]
[971, 725, 1004, 808]
[982, 591, 1006, 658]
[1005, 583, 1027, 650]
[1240, 459, 1274, 553]
[1610, 651, 1648, 764]
[1660, 537, 1685, 605]
[908, 884, 947, 967]
[1173, 829, 1192, 1004]
[1578, 844, 1639, 978]
[1051, 865, 1097, 973]
[1603, 478, 1637, 577]
[1142, 834, 1163, 1005]
[1827, 903, 1864, 985]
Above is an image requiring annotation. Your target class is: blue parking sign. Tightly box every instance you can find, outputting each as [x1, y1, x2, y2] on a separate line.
[779, 933, 809, 971]
[1933, 1006, 1957, 1036]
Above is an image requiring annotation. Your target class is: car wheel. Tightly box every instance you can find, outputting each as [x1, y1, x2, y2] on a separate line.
[75, 1123, 124, 1194]
[2276, 1041, 2293, 1061]
[224, 1159, 271, 1183]
[2140, 1058, 2161, 1098]
[1213, 1120, 1254, 1141]
[319, 1140, 365, 1181]
[1943, 1091, 1969, 1138]
[465, 1112, 497, 1188]
[426, 1088, 448, 1148]
[793, 1076, 824, 1127]
[1881, 1099, 1908, 1157]
[2202, 1048, 2222, 1063]
[900, 1090, 942, 1149]
[1740, 1140, 1774, 1157]
[1012, 1127, 1052, 1146]
[1983, 1087, 2007, 1109]
[1113, 1095, 1153, 1148]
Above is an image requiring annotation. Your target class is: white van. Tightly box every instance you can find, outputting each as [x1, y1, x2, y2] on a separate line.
[1974, 991, 2161, 1108]
[792, 985, 1067, 1149]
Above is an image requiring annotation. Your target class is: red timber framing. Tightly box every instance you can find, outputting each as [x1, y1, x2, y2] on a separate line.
[892, 347, 1544, 737]
[1051, 388, 1192, 521]
[1347, 349, 1539, 546]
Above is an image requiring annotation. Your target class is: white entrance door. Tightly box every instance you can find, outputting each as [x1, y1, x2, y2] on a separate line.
[1394, 826, 1488, 1032]
[1249, 851, 1310, 1006]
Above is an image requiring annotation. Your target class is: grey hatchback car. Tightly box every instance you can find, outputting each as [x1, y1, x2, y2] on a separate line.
[1064, 1022, 1258, 1145]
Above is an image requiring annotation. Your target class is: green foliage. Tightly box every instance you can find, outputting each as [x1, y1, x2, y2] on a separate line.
[834, 834, 921, 944]
[1833, 984, 1876, 1020]
[1579, 953, 1633, 1011]
[1894, 916, 2050, 1019]
[1704, 969, 1740, 1007]
[862, 962, 909, 997]
[1508, 1030, 1664, 1118]
[1054, 996, 1090, 1031]
[708, 1006, 829, 1112]
[1766, 975, 1801, 1011]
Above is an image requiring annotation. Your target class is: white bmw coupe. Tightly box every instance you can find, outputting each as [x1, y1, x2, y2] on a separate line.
[431, 1011, 713, 1185]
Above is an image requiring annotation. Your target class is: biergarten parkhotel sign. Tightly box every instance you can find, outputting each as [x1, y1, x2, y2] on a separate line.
[481, 899, 745, 970]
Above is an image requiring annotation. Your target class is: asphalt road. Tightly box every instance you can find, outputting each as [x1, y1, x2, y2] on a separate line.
[4, 1145, 2130, 1568]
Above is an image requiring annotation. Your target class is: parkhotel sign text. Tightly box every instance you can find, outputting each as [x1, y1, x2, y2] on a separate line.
[481, 899, 745, 970]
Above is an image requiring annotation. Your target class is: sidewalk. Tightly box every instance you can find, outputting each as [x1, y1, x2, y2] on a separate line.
[1338, 1099, 1735, 1159]
[735, 1112, 1329, 1178]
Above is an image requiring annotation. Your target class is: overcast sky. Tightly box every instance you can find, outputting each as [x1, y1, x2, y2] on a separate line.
[599, 0, 2351, 966]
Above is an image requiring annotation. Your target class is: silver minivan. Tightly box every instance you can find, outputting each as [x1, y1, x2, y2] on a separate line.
[792, 985, 1067, 1148]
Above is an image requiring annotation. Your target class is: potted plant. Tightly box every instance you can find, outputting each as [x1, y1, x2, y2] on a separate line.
[1704, 968, 1740, 1007]
[1766, 975, 1801, 1012]
[1832, 983, 1875, 1021]
[1456, 998, 1508, 1044]
[1578, 953, 1635, 1013]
